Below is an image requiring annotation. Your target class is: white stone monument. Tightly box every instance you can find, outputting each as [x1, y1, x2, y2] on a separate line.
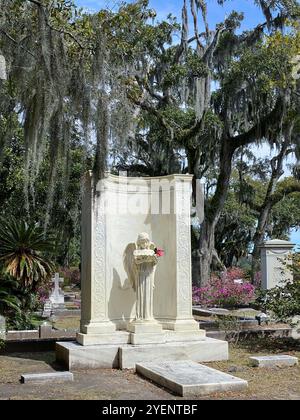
[259, 239, 294, 290]
[49, 273, 65, 308]
[56, 173, 228, 370]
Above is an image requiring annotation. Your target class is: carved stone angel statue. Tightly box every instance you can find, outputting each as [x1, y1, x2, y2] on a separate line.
[123, 233, 159, 322]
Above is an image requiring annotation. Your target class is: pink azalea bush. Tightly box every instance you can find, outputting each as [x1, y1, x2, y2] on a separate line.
[36, 282, 52, 306]
[193, 268, 256, 308]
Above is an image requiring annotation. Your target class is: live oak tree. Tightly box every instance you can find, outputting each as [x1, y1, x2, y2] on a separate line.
[0, 0, 153, 213]
[1, 0, 300, 285]
[121, 1, 300, 285]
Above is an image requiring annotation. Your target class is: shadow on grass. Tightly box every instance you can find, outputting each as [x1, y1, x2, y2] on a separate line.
[237, 336, 300, 354]
[0, 351, 64, 371]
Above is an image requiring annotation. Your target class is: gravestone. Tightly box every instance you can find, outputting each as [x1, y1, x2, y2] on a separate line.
[249, 355, 298, 368]
[0, 54, 7, 80]
[291, 316, 300, 340]
[49, 273, 65, 308]
[42, 300, 52, 318]
[259, 240, 294, 290]
[0, 315, 6, 339]
[21, 372, 74, 384]
[136, 361, 248, 397]
[57, 173, 228, 369]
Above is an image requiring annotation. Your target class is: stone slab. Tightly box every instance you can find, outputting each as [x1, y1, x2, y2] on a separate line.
[136, 360, 248, 397]
[127, 321, 163, 334]
[56, 338, 228, 370]
[6, 330, 39, 340]
[21, 372, 74, 384]
[249, 355, 299, 368]
[77, 331, 130, 346]
[120, 337, 228, 370]
[56, 342, 120, 370]
[130, 332, 166, 345]
[165, 330, 206, 342]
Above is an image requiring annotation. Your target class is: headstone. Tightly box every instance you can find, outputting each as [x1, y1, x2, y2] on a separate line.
[249, 355, 298, 368]
[0, 315, 6, 339]
[21, 372, 73, 384]
[42, 300, 52, 318]
[291, 316, 300, 340]
[259, 240, 294, 290]
[234, 279, 243, 285]
[0, 54, 7, 80]
[49, 273, 65, 308]
[255, 312, 270, 326]
[136, 360, 248, 397]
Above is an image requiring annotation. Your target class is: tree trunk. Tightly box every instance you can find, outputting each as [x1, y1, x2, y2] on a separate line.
[251, 203, 272, 280]
[198, 220, 215, 285]
[251, 137, 291, 281]
[195, 139, 234, 286]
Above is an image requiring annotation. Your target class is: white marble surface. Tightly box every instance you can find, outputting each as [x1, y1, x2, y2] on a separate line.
[21, 372, 73, 384]
[56, 337, 228, 370]
[136, 360, 248, 397]
[119, 338, 228, 370]
[249, 355, 299, 368]
[79, 172, 203, 344]
[56, 342, 121, 370]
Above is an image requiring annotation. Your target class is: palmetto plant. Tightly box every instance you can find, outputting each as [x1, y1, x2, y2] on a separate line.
[0, 276, 20, 314]
[0, 218, 55, 289]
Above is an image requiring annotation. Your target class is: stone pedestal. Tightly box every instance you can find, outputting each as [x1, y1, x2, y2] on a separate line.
[259, 239, 294, 290]
[127, 320, 165, 344]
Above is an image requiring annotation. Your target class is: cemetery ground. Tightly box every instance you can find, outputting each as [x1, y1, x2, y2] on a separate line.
[0, 337, 299, 400]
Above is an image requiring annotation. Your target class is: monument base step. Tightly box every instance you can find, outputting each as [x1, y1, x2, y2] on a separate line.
[136, 360, 248, 397]
[56, 338, 228, 370]
[75, 329, 206, 346]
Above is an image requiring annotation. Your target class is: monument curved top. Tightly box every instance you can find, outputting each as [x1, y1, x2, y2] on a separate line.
[259, 239, 295, 248]
[85, 171, 194, 182]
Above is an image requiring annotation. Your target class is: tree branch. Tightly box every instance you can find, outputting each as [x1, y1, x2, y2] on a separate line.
[26, 0, 85, 50]
[232, 97, 284, 149]
[270, 181, 300, 206]
[0, 29, 36, 59]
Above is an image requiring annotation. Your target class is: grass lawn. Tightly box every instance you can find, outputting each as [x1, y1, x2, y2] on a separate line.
[0, 337, 299, 400]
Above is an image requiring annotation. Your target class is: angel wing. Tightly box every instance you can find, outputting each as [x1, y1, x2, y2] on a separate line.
[123, 243, 138, 292]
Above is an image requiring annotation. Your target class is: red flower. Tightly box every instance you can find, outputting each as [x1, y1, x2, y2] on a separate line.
[155, 248, 165, 257]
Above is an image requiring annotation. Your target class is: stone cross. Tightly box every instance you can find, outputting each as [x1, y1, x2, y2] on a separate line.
[49, 273, 65, 306]
[52, 273, 64, 296]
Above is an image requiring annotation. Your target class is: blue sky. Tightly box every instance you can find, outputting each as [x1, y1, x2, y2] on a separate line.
[75, 0, 300, 245]
[75, 0, 264, 29]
